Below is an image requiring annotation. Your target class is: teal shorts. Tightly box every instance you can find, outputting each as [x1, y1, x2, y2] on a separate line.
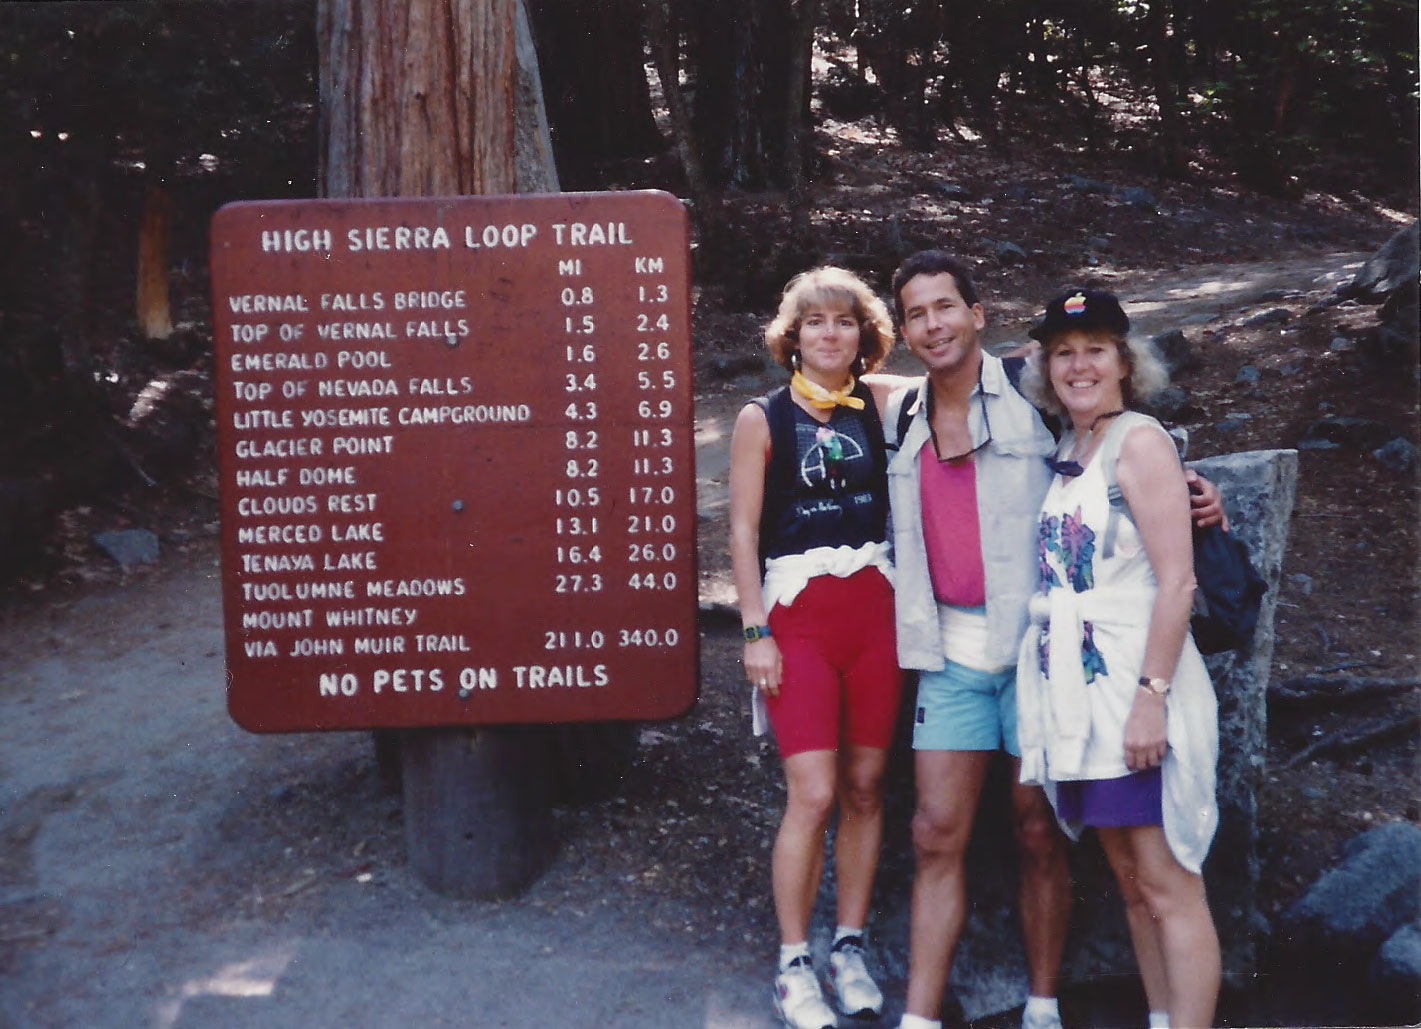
[912, 659, 1019, 755]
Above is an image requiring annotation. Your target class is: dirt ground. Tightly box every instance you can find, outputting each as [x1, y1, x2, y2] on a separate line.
[1, 17, 1418, 1026]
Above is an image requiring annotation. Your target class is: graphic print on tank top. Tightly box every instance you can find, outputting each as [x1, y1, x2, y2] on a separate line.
[800, 422, 866, 493]
[1036, 505, 1108, 683]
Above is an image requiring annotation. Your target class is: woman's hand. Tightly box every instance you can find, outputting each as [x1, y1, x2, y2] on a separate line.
[1122, 692, 1168, 771]
[744, 637, 783, 698]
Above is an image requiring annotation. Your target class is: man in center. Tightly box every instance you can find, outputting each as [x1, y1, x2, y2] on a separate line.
[882, 250, 1068, 1029]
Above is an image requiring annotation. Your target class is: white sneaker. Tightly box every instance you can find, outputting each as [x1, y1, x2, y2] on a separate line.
[826, 937, 884, 1018]
[1020, 1006, 1063, 1029]
[774, 957, 838, 1029]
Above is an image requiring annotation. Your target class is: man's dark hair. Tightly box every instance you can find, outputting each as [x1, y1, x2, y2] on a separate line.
[891, 250, 980, 324]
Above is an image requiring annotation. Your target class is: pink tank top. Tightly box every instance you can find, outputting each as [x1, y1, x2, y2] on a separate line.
[919, 447, 986, 606]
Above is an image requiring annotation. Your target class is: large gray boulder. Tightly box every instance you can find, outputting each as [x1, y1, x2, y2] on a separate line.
[1337, 220, 1419, 304]
[1279, 821, 1421, 957]
[1270, 822, 1421, 1025]
[1370, 922, 1421, 1026]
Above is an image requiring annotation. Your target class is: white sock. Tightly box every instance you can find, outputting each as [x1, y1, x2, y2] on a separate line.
[778, 941, 810, 971]
[1148, 1012, 1170, 1029]
[1024, 995, 1060, 1022]
[898, 1015, 942, 1029]
[832, 924, 865, 947]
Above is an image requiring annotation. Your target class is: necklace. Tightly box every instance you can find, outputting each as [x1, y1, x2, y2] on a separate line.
[1047, 409, 1125, 478]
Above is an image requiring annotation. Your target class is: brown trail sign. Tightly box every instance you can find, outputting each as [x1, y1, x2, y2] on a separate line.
[210, 191, 698, 733]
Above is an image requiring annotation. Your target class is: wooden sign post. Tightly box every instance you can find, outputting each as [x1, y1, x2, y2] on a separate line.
[224, 0, 695, 898]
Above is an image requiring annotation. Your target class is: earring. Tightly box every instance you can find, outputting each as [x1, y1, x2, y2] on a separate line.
[851, 355, 866, 376]
[790, 351, 802, 371]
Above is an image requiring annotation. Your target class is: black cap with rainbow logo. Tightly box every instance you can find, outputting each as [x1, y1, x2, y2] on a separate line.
[1028, 287, 1130, 341]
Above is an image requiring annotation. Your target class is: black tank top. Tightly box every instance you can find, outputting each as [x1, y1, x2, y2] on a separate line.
[755, 383, 888, 570]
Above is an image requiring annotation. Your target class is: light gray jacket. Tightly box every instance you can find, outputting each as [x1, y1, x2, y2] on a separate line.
[887, 354, 1057, 671]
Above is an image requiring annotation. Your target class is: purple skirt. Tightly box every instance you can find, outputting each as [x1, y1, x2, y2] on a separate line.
[1055, 767, 1163, 827]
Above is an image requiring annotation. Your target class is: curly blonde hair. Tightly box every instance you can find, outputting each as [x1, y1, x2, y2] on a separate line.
[1019, 328, 1171, 419]
[763, 266, 895, 373]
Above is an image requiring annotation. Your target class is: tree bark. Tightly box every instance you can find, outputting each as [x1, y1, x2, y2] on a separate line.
[319, 0, 517, 198]
[136, 185, 173, 341]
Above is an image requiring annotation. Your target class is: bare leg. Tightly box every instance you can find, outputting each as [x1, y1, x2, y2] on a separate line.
[903, 750, 994, 1019]
[772, 749, 839, 945]
[1008, 769, 1071, 999]
[1099, 826, 1220, 1028]
[832, 744, 889, 930]
[1098, 829, 1170, 1014]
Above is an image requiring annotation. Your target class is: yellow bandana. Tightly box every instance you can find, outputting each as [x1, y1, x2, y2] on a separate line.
[790, 371, 865, 411]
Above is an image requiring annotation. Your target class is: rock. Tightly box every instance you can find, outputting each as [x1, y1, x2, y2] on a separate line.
[1235, 365, 1261, 385]
[1119, 186, 1156, 210]
[126, 369, 209, 474]
[928, 180, 975, 201]
[1151, 328, 1194, 375]
[1280, 822, 1421, 958]
[1216, 415, 1251, 434]
[1066, 175, 1113, 194]
[994, 240, 1028, 264]
[1328, 336, 1356, 352]
[1141, 385, 1200, 423]
[1337, 220, 1419, 303]
[1369, 923, 1421, 1026]
[1086, 236, 1111, 251]
[1188, 449, 1298, 978]
[1373, 437, 1417, 472]
[1002, 183, 1034, 201]
[1243, 308, 1291, 327]
[93, 529, 160, 567]
[1288, 573, 1314, 595]
[1300, 415, 1393, 449]
[1297, 438, 1341, 452]
[707, 354, 766, 380]
[1256, 288, 1291, 303]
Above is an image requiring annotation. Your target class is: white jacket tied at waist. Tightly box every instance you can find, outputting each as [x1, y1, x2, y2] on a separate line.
[1017, 587, 1220, 874]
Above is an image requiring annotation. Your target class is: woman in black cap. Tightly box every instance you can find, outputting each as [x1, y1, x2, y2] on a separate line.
[1015, 288, 1221, 1029]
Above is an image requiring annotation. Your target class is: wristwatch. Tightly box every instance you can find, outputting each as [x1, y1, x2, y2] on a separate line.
[742, 624, 773, 642]
[1137, 676, 1171, 696]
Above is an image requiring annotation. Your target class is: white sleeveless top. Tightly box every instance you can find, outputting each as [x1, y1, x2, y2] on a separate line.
[1016, 412, 1219, 872]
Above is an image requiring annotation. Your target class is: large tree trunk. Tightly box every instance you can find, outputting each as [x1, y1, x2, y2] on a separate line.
[318, 0, 553, 901]
[136, 185, 173, 341]
[319, 0, 516, 198]
[686, 0, 799, 188]
[645, 0, 707, 205]
[525, 0, 662, 189]
[1146, 0, 1187, 176]
[784, 0, 821, 206]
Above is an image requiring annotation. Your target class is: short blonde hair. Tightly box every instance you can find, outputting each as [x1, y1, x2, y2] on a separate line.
[764, 266, 895, 373]
[1019, 328, 1171, 419]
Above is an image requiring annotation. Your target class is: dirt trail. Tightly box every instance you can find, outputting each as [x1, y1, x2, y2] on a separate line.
[0, 251, 1371, 1027]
